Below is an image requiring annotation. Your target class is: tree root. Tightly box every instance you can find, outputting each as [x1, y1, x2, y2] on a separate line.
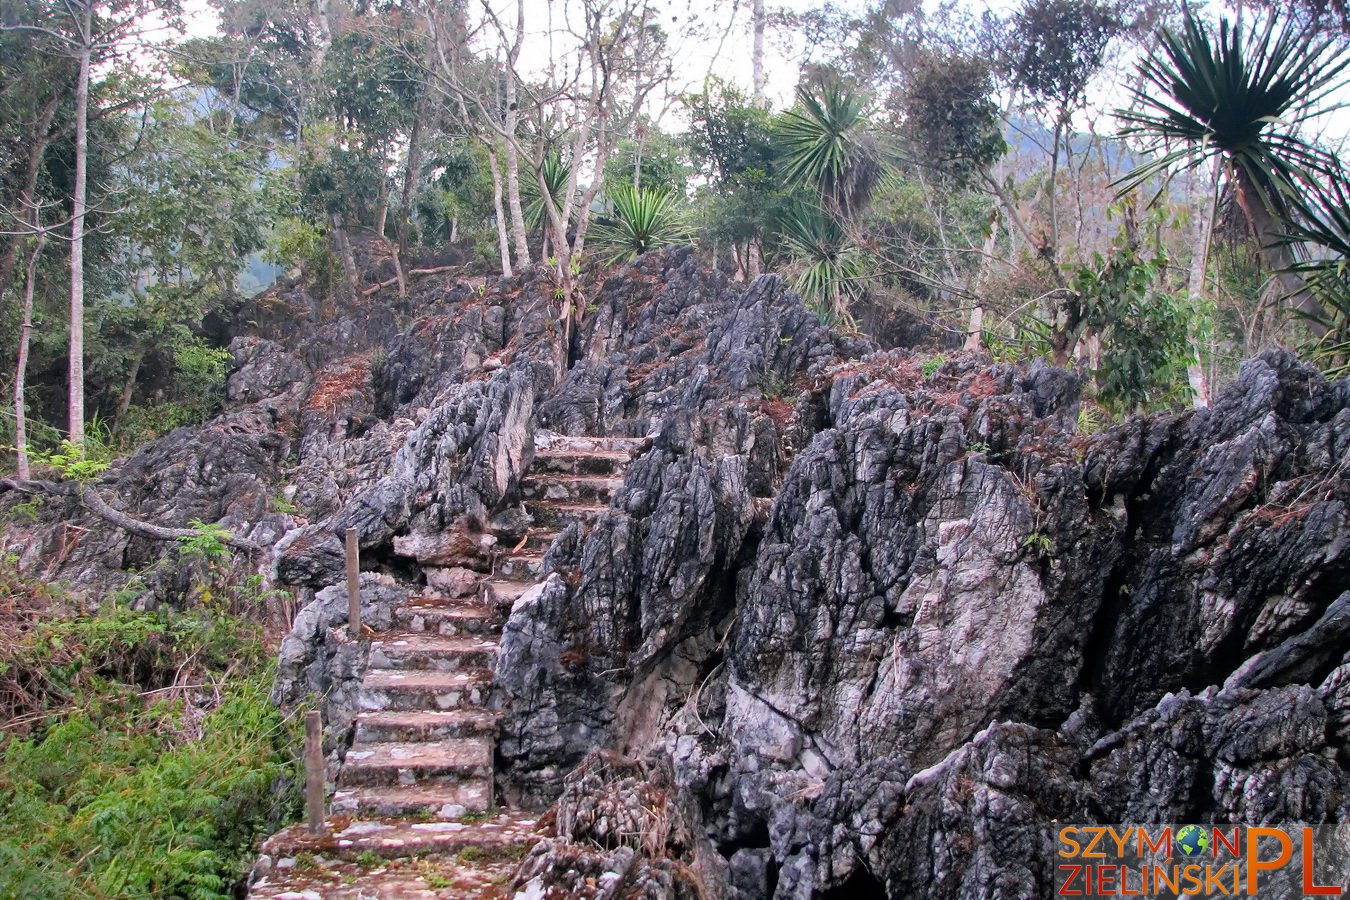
[0, 477, 263, 552]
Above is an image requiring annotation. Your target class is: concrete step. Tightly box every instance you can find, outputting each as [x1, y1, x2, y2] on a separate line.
[257, 811, 541, 863]
[368, 633, 498, 672]
[359, 669, 493, 712]
[494, 552, 545, 580]
[393, 598, 499, 637]
[354, 708, 499, 743]
[537, 433, 647, 454]
[330, 780, 494, 818]
[525, 501, 609, 530]
[337, 738, 491, 788]
[481, 578, 533, 609]
[521, 474, 624, 504]
[531, 448, 632, 477]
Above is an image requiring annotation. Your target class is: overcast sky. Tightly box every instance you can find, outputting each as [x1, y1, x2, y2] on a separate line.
[172, 0, 1348, 143]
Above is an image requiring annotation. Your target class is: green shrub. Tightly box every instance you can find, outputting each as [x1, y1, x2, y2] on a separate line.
[0, 669, 300, 899]
[0, 568, 300, 898]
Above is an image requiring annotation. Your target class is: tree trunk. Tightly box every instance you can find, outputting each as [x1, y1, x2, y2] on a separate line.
[391, 246, 407, 297]
[1045, 118, 1062, 265]
[398, 109, 423, 259]
[502, 0, 531, 272]
[632, 121, 647, 189]
[487, 146, 513, 277]
[68, 7, 92, 447]
[964, 305, 985, 353]
[111, 351, 142, 436]
[752, 0, 767, 105]
[504, 128, 531, 271]
[14, 231, 46, 481]
[963, 213, 1000, 353]
[374, 183, 390, 239]
[1186, 169, 1216, 409]
[331, 214, 360, 297]
[0, 94, 59, 309]
[1233, 167, 1324, 335]
[571, 108, 617, 259]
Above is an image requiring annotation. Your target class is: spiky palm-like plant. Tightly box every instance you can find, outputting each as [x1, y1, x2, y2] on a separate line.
[591, 186, 691, 263]
[778, 80, 881, 218]
[779, 200, 865, 324]
[524, 152, 571, 230]
[1284, 188, 1350, 375]
[1115, 9, 1350, 319]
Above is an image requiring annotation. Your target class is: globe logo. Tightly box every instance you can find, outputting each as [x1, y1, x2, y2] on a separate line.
[1176, 825, 1210, 858]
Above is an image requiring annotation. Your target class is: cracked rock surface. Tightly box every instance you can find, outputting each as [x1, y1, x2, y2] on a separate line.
[7, 249, 1347, 899]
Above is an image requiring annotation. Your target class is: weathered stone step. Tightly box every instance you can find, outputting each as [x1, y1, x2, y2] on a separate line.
[368, 633, 498, 672]
[481, 578, 532, 609]
[537, 433, 646, 454]
[393, 599, 498, 636]
[359, 669, 493, 711]
[331, 779, 494, 818]
[493, 528, 559, 554]
[521, 474, 624, 503]
[531, 448, 632, 476]
[337, 739, 491, 788]
[354, 708, 499, 743]
[494, 552, 545, 579]
[526, 500, 609, 529]
[250, 847, 522, 899]
[256, 811, 541, 863]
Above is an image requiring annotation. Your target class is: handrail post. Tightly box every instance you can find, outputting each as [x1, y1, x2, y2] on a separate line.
[345, 527, 360, 640]
[304, 710, 324, 834]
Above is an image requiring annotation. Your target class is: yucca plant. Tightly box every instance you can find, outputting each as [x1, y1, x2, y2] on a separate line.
[1283, 189, 1350, 376]
[778, 80, 882, 218]
[591, 186, 692, 263]
[524, 152, 571, 229]
[1115, 9, 1350, 317]
[779, 200, 865, 324]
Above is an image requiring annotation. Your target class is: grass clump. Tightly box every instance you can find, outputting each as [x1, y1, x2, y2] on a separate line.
[0, 566, 302, 898]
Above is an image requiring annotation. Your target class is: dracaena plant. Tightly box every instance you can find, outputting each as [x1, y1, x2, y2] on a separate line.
[778, 79, 882, 219]
[524, 152, 571, 230]
[1282, 187, 1350, 376]
[779, 200, 865, 325]
[1115, 9, 1350, 323]
[591, 186, 692, 263]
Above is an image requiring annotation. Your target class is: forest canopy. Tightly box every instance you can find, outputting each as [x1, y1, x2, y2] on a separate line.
[1, 0, 1349, 465]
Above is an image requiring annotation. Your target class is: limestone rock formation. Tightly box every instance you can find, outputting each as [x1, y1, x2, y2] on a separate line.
[501, 348, 1349, 898]
[5, 249, 1346, 899]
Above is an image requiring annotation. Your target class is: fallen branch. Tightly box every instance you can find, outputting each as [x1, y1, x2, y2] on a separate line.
[0, 477, 262, 552]
[360, 264, 466, 295]
[361, 276, 401, 296]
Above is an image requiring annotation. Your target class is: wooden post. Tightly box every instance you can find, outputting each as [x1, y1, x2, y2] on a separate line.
[345, 527, 360, 640]
[304, 710, 324, 834]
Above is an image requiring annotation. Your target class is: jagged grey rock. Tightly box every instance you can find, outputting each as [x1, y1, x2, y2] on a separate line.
[271, 574, 406, 760]
[5, 249, 1347, 899]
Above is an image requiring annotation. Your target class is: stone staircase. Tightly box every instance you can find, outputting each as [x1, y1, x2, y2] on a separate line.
[249, 433, 644, 898]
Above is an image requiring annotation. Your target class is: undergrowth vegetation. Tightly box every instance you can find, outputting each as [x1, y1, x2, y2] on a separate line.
[0, 556, 302, 898]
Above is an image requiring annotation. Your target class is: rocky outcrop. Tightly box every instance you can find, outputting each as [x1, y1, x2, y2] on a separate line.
[500, 349, 1350, 898]
[270, 574, 407, 761]
[6, 245, 1347, 899]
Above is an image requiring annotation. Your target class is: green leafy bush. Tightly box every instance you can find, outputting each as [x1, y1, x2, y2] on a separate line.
[1070, 226, 1195, 414]
[0, 565, 300, 898]
[0, 670, 299, 899]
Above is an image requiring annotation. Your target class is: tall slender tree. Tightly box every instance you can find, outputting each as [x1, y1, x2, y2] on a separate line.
[2, 0, 181, 446]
